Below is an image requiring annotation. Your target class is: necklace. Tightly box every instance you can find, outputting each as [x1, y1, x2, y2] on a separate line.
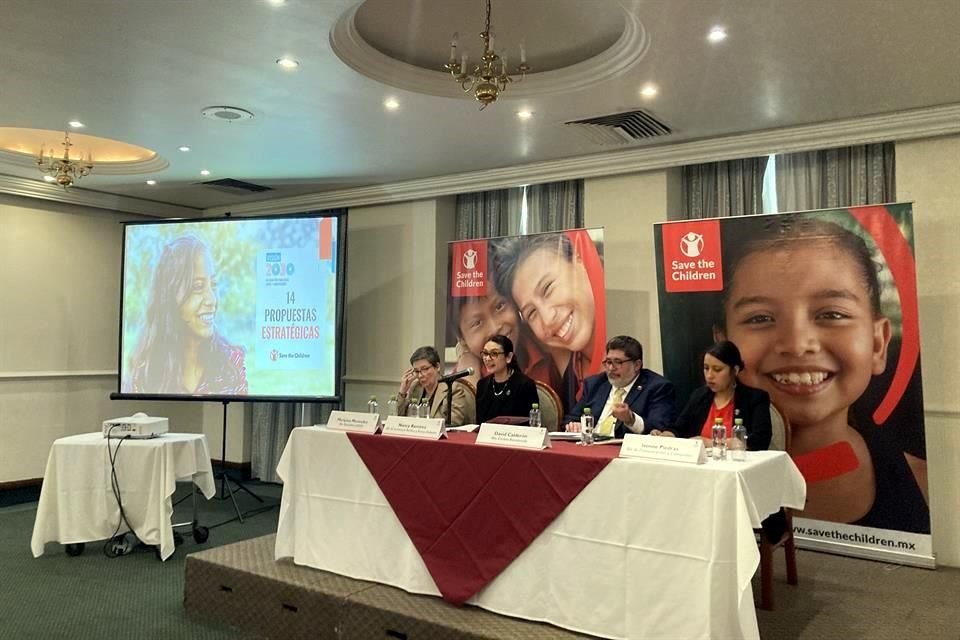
[491, 373, 512, 397]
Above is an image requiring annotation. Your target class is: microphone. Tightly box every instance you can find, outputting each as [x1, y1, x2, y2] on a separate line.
[439, 367, 474, 384]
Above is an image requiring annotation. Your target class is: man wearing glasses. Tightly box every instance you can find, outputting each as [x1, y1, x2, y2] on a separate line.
[563, 335, 675, 438]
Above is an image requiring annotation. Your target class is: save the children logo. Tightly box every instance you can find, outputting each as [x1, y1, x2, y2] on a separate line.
[661, 220, 723, 293]
[462, 248, 478, 270]
[450, 241, 488, 297]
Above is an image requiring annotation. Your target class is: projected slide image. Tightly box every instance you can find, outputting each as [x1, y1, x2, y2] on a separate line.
[120, 216, 339, 398]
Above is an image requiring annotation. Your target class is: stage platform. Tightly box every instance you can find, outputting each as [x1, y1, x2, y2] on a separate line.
[184, 534, 593, 639]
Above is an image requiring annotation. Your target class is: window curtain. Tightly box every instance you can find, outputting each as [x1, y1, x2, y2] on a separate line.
[454, 188, 522, 240]
[681, 157, 769, 218]
[249, 402, 331, 483]
[775, 142, 895, 211]
[525, 179, 584, 233]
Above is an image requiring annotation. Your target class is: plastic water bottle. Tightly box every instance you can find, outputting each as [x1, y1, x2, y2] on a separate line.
[417, 399, 429, 419]
[386, 394, 398, 417]
[712, 417, 727, 460]
[367, 395, 379, 416]
[580, 408, 595, 446]
[731, 417, 747, 461]
[529, 403, 541, 429]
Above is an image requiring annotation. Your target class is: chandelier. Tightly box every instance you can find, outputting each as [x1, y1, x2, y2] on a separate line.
[37, 132, 94, 188]
[443, 0, 531, 110]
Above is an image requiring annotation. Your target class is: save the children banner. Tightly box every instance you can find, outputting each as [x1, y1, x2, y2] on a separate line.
[654, 204, 932, 565]
[446, 228, 607, 419]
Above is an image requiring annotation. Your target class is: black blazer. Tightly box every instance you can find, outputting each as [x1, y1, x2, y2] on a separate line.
[476, 370, 540, 424]
[666, 383, 772, 451]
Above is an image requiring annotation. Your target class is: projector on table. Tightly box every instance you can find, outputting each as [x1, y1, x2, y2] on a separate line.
[102, 414, 168, 439]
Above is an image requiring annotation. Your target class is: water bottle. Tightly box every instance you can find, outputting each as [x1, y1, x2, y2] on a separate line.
[529, 403, 541, 429]
[417, 399, 429, 419]
[367, 395, 379, 416]
[731, 417, 747, 461]
[580, 408, 595, 446]
[711, 417, 727, 460]
[386, 394, 398, 417]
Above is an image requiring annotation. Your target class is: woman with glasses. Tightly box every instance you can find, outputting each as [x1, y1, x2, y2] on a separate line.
[396, 345, 473, 426]
[475, 335, 540, 425]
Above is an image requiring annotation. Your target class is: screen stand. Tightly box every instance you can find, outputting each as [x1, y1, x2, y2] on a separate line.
[215, 400, 264, 524]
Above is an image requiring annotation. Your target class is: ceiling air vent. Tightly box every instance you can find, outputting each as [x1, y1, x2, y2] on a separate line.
[564, 109, 672, 146]
[201, 178, 273, 194]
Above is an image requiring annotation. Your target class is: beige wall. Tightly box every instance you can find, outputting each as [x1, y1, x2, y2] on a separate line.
[896, 133, 960, 566]
[0, 196, 206, 482]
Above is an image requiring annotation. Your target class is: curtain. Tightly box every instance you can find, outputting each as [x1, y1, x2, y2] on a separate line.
[681, 157, 769, 218]
[455, 188, 522, 240]
[525, 179, 584, 233]
[248, 402, 332, 483]
[775, 142, 895, 211]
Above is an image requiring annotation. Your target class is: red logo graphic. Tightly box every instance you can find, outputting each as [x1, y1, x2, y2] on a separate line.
[661, 220, 723, 292]
[450, 241, 488, 297]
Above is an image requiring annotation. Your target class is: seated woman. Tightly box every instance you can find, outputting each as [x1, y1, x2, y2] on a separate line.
[657, 340, 771, 449]
[396, 346, 473, 427]
[475, 335, 540, 425]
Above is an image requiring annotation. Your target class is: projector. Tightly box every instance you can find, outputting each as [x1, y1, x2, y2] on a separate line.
[102, 415, 169, 439]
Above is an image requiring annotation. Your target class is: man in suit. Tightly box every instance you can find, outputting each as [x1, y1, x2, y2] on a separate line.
[563, 335, 675, 438]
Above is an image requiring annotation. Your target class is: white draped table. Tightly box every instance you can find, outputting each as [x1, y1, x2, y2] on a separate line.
[31, 432, 216, 561]
[275, 427, 806, 639]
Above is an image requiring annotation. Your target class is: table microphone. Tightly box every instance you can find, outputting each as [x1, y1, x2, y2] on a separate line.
[439, 367, 474, 384]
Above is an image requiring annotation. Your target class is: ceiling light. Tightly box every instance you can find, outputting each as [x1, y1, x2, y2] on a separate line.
[267, 0, 286, 5]
[178, 145, 191, 152]
[640, 84, 658, 98]
[276, 57, 300, 70]
[516, 110, 533, 120]
[43, 175, 56, 182]
[68, 121, 85, 129]
[384, 98, 400, 110]
[200, 169, 211, 176]
[36, 131, 93, 189]
[443, 0, 531, 109]
[708, 26, 727, 43]
[146, 180, 157, 185]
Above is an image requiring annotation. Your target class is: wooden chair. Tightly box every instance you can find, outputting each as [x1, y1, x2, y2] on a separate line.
[758, 403, 798, 610]
[453, 378, 477, 425]
[534, 381, 562, 432]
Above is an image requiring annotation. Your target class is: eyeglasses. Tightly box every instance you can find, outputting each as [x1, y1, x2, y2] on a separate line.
[412, 365, 435, 375]
[480, 350, 505, 359]
[601, 357, 637, 368]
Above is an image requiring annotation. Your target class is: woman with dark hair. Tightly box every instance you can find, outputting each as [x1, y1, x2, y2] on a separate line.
[475, 335, 540, 425]
[490, 229, 606, 415]
[397, 345, 473, 426]
[128, 235, 247, 395]
[657, 340, 772, 449]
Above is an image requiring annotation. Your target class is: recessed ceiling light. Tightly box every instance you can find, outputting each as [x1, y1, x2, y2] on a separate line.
[708, 26, 727, 43]
[43, 175, 56, 182]
[146, 180, 157, 185]
[267, 0, 286, 6]
[640, 84, 658, 98]
[178, 145, 191, 152]
[276, 57, 300, 70]
[68, 121, 84, 128]
[384, 98, 400, 110]
[200, 169, 211, 176]
[516, 110, 533, 120]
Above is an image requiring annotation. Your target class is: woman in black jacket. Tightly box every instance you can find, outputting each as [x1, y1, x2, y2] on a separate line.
[475, 335, 540, 425]
[657, 340, 772, 450]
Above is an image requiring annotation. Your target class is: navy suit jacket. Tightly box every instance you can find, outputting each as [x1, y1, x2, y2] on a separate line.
[564, 369, 676, 437]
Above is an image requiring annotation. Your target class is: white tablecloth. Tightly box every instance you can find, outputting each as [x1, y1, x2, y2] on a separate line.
[275, 428, 806, 639]
[31, 432, 216, 561]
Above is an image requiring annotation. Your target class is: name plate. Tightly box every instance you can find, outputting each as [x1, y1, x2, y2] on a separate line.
[325, 410, 381, 434]
[619, 434, 706, 464]
[382, 415, 446, 440]
[476, 424, 550, 450]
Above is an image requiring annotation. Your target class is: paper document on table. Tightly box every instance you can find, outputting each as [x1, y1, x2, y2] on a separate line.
[446, 423, 481, 432]
[548, 432, 582, 441]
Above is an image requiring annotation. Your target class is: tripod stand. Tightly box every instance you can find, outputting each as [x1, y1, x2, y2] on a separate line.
[215, 400, 264, 523]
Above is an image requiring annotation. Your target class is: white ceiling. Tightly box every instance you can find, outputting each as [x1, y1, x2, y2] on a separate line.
[1, 0, 958, 211]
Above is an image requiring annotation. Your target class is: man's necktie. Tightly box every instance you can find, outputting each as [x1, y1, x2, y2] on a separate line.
[597, 386, 626, 436]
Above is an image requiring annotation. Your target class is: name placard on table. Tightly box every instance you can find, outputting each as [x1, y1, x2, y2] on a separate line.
[325, 410, 381, 434]
[476, 424, 550, 450]
[382, 415, 447, 440]
[620, 434, 706, 464]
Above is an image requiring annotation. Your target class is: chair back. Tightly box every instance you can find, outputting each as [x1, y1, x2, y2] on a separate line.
[534, 381, 562, 432]
[769, 403, 791, 452]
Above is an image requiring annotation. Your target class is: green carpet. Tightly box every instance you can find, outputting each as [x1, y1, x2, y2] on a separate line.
[0, 483, 280, 640]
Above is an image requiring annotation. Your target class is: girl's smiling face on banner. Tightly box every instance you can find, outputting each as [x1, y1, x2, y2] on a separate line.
[722, 239, 891, 430]
[512, 247, 595, 353]
[458, 294, 518, 356]
[179, 251, 218, 339]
